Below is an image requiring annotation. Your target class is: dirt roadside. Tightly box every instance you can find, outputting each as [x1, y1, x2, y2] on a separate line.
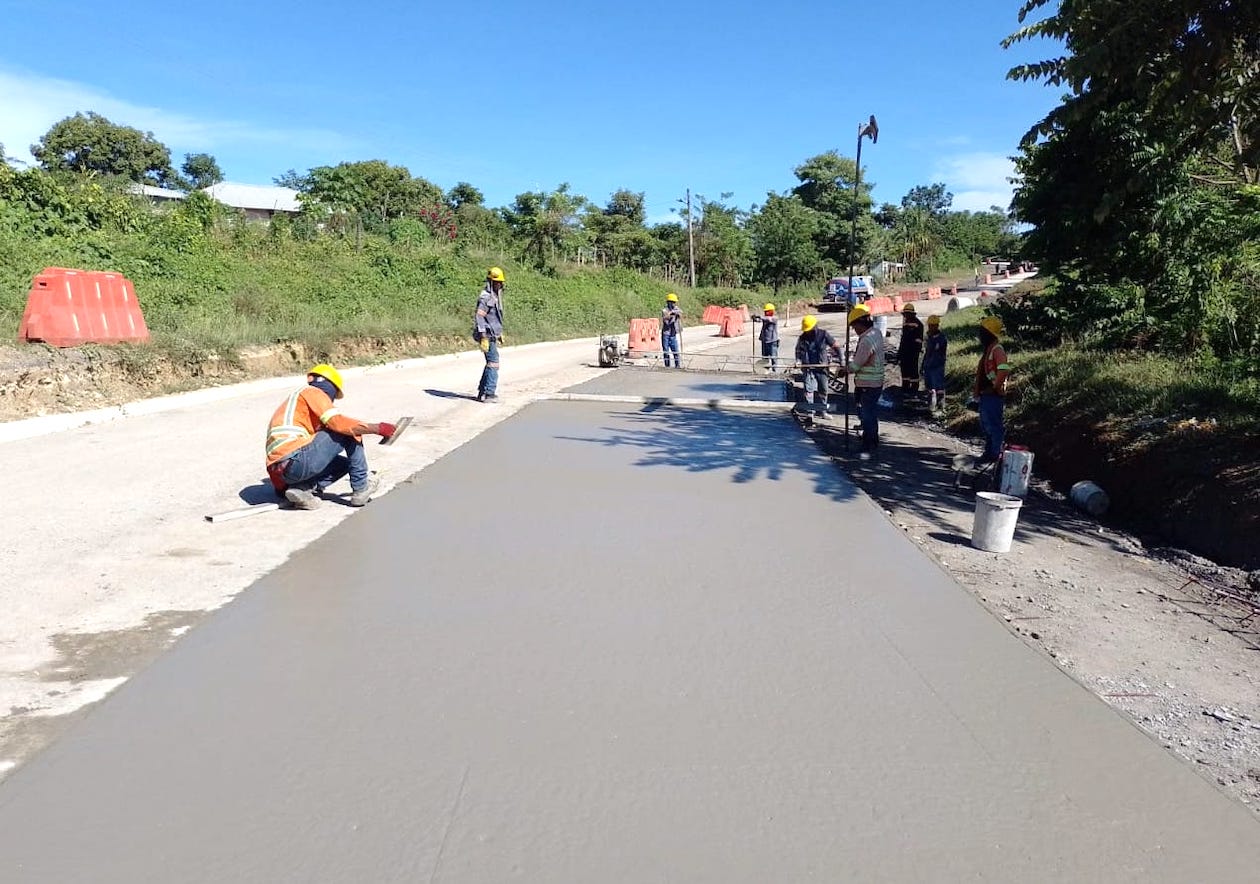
[798, 397, 1260, 813]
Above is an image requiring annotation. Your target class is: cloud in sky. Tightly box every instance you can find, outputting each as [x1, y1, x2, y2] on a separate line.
[0, 68, 357, 168]
[934, 152, 1017, 213]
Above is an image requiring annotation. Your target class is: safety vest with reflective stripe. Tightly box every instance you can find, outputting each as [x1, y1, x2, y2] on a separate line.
[849, 326, 885, 388]
[976, 342, 1011, 394]
[265, 385, 344, 466]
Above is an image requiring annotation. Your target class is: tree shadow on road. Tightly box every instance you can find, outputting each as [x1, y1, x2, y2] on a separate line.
[554, 406, 860, 505]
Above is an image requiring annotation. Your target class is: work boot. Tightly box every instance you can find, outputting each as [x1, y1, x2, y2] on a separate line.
[284, 487, 321, 510]
[348, 475, 381, 507]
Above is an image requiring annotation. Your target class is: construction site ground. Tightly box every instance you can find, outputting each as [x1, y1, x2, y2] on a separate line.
[3, 365, 1260, 880]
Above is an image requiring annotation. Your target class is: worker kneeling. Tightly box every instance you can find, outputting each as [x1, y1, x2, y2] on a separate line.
[265, 364, 396, 509]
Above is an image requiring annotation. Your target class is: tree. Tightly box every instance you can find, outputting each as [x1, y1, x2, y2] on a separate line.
[447, 181, 484, 208]
[790, 150, 878, 270]
[300, 160, 444, 230]
[749, 194, 821, 291]
[31, 112, 179, 185]
[603, 189, 646, 224]
[501, 183, 589, 268]
[901, 183, 953, 216]
[181, 152, 223, 189]
[273, 169, 308, 189]
[693, 196, 752, 288]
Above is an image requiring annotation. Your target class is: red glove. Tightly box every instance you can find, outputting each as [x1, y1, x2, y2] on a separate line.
[377, 422, 397, 438]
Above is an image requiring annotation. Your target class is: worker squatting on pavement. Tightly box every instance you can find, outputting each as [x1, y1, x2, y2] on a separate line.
[265, 364, 396, 509]
[921, 314, 948, 413]
[474, 267, 506, 402]
[793, 314, 840, 420]
[661, 293, 682, 367]
[759, 302, 779, 370]
[841, 304, 886, 461]
[972, 315, 1012, 463]
[899, 303, 924, 396]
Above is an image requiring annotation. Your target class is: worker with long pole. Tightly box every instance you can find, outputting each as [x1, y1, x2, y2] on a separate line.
[844, 115, 879, 451]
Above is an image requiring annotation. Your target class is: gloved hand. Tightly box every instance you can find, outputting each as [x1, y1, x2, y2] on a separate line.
[966, 397, 980, 412]
[479, 337, 490, 353]
[497, 335, 506, 345]
[377, 422, 397, 439]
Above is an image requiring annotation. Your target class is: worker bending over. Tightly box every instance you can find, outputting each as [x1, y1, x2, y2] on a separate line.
[794, 314, 840, 419]
[265, 364, 395, 509]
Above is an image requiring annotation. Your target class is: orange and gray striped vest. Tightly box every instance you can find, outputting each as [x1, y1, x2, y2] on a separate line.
[265, 385, 340, 467]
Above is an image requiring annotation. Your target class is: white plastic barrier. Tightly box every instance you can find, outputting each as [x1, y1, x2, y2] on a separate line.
[971, 492, 1023, 552]
[947, 296, 976, 312]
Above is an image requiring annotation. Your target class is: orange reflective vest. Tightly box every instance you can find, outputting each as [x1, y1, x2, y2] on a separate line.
[976, 342, 1011, 394]
[265, 385, 364, 468]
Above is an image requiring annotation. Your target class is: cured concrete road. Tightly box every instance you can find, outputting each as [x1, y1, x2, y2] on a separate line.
[2, 384, 1260, 881]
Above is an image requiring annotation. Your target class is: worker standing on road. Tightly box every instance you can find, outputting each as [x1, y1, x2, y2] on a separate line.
[842, 304, 885, 460]
[921, 314, 948, 413]
[898, 303, 924, 397]
[474, 267, 506, 401]
[661, 293, 683, 368]
[759, 302, 779, 371]
[972, 315, 1012, 463]
[794, 314, 840, 420]
[265, 364, 395, 509]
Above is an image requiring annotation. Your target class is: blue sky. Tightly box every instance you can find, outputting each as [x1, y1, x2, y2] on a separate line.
[0, 0, 1061, 221]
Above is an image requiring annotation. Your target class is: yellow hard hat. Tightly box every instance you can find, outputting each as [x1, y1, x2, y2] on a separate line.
[800, 314, 817, 332]
[666, 293, 679, 302]
[980, 315, 1004, 336]
[927, 314, 941, 326]
[901, 302, 916, 313]
[487, 266, 506, 283]
[763, 302, 775, 313]
[848, 304, 872, 325]
[308, 363, 344, 399]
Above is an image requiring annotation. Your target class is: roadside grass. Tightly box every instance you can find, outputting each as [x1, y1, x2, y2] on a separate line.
[939, 306, 1260, 436]
[0, 226, 751, 369]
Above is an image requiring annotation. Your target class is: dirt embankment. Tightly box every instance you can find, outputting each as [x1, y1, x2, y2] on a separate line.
[0, 336, 468, 422]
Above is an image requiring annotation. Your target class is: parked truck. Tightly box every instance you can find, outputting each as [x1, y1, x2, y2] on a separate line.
[820, 275, 874, 311]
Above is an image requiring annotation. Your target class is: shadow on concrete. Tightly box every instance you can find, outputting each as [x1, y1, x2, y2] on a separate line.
[238, 481, 282, 505]
[424, 388, 480, 402]
[556, 407, 859, 505]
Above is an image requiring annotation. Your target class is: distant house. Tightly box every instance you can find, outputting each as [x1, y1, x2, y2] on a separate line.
[201, 182, 301, 221]
[127, 183, 187, 205]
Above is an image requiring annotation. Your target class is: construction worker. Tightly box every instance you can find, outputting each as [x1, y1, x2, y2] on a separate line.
[921, 314, 948, 413]
[898, 303, 924, 396]
[793, 314, 840, 419]
[264, 364, 395, 509]
[842, 304, 885, 460]
[972, 315, 1012, 463]
[474, 267, 506, 401]
[759, 302, 779, 371]
[661, 293, 682, 368]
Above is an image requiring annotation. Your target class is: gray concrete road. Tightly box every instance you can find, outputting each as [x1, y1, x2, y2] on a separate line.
[3, 382, 1259, 880]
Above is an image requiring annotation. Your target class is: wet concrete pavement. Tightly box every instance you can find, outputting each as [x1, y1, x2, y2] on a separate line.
[2, 388, 1260, 880]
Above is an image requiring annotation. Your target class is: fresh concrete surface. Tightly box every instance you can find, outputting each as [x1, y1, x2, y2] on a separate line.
[0, 327, 753, 772]
[1, 395, 1258, 881]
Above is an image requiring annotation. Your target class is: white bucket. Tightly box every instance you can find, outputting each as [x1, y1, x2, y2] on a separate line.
[1070, 481, 1109, 517]
[971, 492, 1023, 553]
[998, 447, 1034, 498]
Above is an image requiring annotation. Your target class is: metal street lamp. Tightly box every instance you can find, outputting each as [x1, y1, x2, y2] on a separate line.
[844, 115, 879, 451]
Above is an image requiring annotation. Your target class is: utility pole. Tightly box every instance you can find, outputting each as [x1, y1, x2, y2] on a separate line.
[844, 115, 879, 452]
[686, 188, 696, 289]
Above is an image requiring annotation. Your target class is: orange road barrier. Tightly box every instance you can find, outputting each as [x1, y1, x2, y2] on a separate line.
[627, 318, 661, 354]
[19, 268, 150, 347]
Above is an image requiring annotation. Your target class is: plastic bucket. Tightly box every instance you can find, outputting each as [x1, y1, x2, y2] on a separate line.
[1070, 481, 1109, 517]
[998, 446, 1034, 498]
[971, 492, 1023, 553]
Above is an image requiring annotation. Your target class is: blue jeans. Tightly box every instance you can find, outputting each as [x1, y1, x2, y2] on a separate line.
[761, 340, 779, 370]
[662, 333, 680, 367]
[282, 430, 369, 493]
[802, 369, 827, 414]
[856, 386, 882, 450]
[923, 364, 945, 392]
[979, 393, 1005, 459]
[479, 337, 500, 396]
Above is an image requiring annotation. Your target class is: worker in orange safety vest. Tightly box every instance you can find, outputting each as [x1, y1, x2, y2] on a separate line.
[265, 364, 396, 509]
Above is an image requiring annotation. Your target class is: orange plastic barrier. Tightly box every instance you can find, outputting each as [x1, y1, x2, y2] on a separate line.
[899, 289, 919, 302]
[702, 304, 724, 324]
[948, 284, 958, 296]
[892, 296, 904, 312]
[865, 297, 894, 316]
[718, 309, 744, 337]
[627, 317, 661, 354]
[19, 268, 150, 347]
[738, 304, 751, 322]
[926, 287, 943, 300]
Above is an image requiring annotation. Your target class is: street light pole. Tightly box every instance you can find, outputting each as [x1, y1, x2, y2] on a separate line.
[844, 115, 879, 452]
